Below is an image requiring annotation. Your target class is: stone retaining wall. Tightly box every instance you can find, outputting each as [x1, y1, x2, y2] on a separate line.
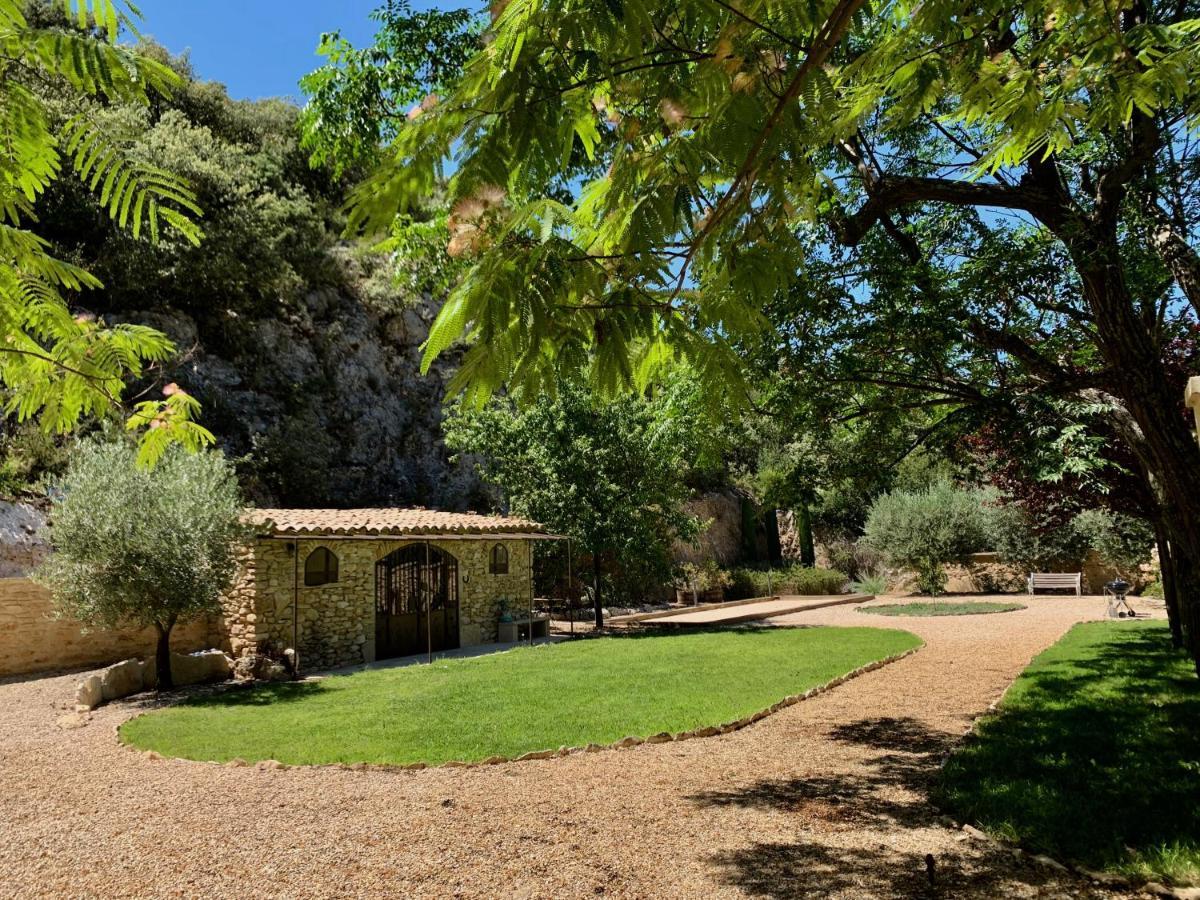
[0, 578, 215, 679]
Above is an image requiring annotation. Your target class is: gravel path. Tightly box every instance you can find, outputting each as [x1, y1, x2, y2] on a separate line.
[0, 596, 1154, 899]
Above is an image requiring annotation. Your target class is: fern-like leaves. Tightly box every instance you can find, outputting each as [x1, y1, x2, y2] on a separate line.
[0, 1, 208, 461]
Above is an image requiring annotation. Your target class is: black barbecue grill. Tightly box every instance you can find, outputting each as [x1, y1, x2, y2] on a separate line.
[1103, 579, 1136, 619]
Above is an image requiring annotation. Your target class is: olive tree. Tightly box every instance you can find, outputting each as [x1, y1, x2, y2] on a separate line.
[35, 440, 245, 689]
[863, 481, 991, 595]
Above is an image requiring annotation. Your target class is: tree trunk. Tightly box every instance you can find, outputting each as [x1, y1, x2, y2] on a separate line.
[1071, 244, 1200, 674]
[797, 505, 816, 568]
[592, 548, 603, 629]
[154, 620, 174, 691]
[1156, 521, 1184, 649]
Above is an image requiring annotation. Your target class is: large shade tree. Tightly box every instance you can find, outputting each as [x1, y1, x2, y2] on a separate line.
[320, 0, 1200, 671]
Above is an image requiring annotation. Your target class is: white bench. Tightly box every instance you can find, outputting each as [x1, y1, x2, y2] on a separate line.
[1027, 572, 1082, 596]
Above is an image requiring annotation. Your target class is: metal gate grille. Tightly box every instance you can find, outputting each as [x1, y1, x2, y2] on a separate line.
[374, 545, 459, 658]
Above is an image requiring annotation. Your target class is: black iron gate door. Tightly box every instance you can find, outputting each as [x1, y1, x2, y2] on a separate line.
[375, 545, 460, 660]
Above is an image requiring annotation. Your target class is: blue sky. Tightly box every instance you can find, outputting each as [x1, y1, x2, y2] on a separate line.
[134, 1, 458, 102]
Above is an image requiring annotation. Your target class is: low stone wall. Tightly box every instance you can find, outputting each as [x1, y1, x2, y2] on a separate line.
[0, 578, 215, 679]
[887, 550, 1148, 595]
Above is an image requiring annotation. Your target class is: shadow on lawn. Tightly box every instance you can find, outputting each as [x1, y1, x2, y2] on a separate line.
[178, 679, 328, 708]
[936, 623, 1200, 879]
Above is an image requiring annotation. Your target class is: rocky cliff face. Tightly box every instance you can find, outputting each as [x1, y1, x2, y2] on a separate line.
[0, 502, 48, 578]
[124, 283, 483, 510]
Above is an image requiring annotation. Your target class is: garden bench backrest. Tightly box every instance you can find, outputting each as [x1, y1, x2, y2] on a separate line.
[1027, 572, 1083, 596]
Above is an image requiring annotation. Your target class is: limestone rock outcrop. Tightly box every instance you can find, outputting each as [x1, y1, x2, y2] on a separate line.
[120, 287, 483, 510]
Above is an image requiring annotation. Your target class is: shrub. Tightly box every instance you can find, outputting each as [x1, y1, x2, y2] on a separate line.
[851, 573, 889, 595]
[727, 565, 847, 598]
[784, 565, 848, 595]
[35, 440, 246, 689]
[821, 535, 884, 582]
[673, 560, 732, 595]
[1071, 509, 1155, 578]
[1140, 580, 1164, 599]
[728, 567, 770, 599]
[863, 481, 990, 595]
[985, 504, 1086, 571]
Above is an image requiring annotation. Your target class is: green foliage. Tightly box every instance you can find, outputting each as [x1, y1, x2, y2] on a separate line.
[850, 573, 889, 595]
[938, 622, 1200, 884]
[783, 565, 849, 596]
[985, 503, 1088, 572]
[41, 71, 343, 323]
[300, 0, 479, 175]
[34, 439, 245, 638]
[863, 481, 992, 595]
[1141, 580, 1165, 599]
[121, 627, 921, 765]
[989, 503, 1156, 577]
[0, 420, 70, 495]
[674, 559, 732, 594]
[443, 382, 698, 607]
[326, 0, 1200, 406]
[1072, 509, 1156, 577]
[0, 1, 209, 463]
[728, 564, 847, 598]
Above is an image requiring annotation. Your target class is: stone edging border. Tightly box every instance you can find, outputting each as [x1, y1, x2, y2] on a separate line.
[118, 642, 925, 774]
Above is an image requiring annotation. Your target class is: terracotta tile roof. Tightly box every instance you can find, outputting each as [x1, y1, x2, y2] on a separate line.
[246, 507, 552, 538]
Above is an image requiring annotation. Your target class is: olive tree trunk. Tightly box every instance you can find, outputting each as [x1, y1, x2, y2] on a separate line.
[153, 615, 177, 691]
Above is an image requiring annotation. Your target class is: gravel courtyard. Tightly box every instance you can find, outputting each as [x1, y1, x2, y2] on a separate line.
[0, 596, 1152, 899]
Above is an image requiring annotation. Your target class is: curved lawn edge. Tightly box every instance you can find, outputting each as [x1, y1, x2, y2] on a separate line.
[120, 634, 925, 773]
[858, 602, 1026, 617]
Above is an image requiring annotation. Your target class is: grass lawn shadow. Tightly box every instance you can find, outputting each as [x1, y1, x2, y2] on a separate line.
[936, 621, 1200, 885]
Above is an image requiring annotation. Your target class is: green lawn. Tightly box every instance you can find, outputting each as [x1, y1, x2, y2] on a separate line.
[121, 627, 920, 766]
[937, 621, 1200, 885]
[861, 601, 1026, 616]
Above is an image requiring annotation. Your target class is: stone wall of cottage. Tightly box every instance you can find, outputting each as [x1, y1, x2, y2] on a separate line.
[219, 537, 533, 670]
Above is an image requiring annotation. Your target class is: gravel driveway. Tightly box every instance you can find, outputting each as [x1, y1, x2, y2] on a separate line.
[0, 596, 1150, 898]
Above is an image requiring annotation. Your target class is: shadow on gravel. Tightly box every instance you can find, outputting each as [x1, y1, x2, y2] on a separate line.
[827, 715, 956, 756]
[692, 716, 1097, 897]
[706, 839, 1095, 899]
[688, 716, 953, 833]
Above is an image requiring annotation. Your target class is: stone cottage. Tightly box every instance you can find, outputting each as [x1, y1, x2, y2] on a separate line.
[221, 509, 562, 671]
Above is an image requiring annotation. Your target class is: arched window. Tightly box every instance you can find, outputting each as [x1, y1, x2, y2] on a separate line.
[304, 547, 339, 586]
[489, 543, 509, 575]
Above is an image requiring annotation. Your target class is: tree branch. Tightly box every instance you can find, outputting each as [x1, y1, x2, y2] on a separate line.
[1147, 203, 1200, 318]
[831, 175, 1041, 246]
[666, 0, 867, 303]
